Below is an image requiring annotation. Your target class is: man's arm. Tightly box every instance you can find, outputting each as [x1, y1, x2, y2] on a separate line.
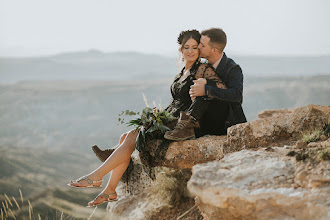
[205, 66, 243, 103]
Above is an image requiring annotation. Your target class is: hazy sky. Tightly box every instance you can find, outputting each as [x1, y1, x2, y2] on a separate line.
[0, 0, 329, 57]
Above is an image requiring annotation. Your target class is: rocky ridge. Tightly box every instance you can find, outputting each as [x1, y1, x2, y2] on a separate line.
[107, 105, 330, 220]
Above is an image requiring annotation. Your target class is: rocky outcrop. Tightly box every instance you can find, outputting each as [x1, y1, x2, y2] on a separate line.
[227, 104, 330, 149]
[188, 150, 329, 220]
[159, 104, 329, 168]
[107, 105, 330, 220]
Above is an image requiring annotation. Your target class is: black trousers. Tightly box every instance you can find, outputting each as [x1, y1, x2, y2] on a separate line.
[187, 97, 229, 137]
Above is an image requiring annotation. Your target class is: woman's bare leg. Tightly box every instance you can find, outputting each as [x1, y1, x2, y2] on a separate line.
[87, 132, 133, 205]
[70, 129, 138, 187]
[87, 158, 130, 206]
[116, 132, 128, 148]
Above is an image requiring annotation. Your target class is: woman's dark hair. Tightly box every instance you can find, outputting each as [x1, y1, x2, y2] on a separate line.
[177, 29, 201, 50]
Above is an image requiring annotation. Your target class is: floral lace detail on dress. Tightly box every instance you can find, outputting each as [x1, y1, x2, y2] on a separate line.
[195, 63, 227, 89]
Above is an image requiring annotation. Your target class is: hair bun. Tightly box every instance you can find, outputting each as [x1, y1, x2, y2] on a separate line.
[177, 29, 200, 45]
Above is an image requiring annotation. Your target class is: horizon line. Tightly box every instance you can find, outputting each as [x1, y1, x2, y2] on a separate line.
[0, 49, 329, 59]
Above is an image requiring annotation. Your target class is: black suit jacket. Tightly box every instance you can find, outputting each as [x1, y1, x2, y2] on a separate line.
[204, 53, 247, 129]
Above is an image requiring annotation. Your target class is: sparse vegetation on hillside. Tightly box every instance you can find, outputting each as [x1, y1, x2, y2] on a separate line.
[320, 149, 330, 160]
[0, 146, 108, 219]
[0, 188, 107, 220]
[302, 123, 330, 144]
[302, 130, 323, 144]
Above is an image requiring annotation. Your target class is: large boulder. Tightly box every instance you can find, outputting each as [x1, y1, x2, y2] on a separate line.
[188, 150, 329, 220]
[162, 135, 226, 169]
[227, 105, 330, 149]
[140, 135, 227, 170]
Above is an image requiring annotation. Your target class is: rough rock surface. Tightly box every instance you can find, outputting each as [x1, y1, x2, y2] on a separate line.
[162, 135, 226, 169]
[146, 105, 329, 169]
[107, 167, 197, 220]
[257, 108, 292, 118]
[107, 105, 330, 219]
[188, 150, 330, 220]
[227, 105, 330, 149]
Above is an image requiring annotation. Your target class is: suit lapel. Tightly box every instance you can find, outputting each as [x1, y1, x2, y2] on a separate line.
[215, 53, 228, 78]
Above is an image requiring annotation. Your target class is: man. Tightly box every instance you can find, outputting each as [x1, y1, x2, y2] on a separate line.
[93, 28, 246, 162]
[164, 27, 246, 140]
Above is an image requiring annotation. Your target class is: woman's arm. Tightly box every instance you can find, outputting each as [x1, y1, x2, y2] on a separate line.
[195, 64, 227, 89]
[204, 66, 243, 103]
[191, 63, 227, 101]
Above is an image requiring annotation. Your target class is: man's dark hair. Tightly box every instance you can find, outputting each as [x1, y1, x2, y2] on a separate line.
[201, 28, 227, 52]
[177, 29, 201, 50]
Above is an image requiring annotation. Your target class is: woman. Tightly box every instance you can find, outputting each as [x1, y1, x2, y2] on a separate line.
[68, 29, 225, 207]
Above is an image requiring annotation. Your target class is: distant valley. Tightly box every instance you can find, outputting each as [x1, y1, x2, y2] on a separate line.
[0, 75, 329, 151]
[0, 51, 329, 150]
[1, 50, 329, 83]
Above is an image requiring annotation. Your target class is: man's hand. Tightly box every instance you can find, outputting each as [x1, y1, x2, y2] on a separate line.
[189, 78, 207, 99]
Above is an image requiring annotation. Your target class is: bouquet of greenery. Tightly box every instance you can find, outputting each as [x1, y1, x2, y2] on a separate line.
[118, 107, 175, 151]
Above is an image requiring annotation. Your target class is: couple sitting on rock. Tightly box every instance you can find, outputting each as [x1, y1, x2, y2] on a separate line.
[68, 28, 247, 207]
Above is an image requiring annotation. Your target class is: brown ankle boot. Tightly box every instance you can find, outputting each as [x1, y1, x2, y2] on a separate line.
[92, 145, 115, 162]
[164, 112, 199, 141]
